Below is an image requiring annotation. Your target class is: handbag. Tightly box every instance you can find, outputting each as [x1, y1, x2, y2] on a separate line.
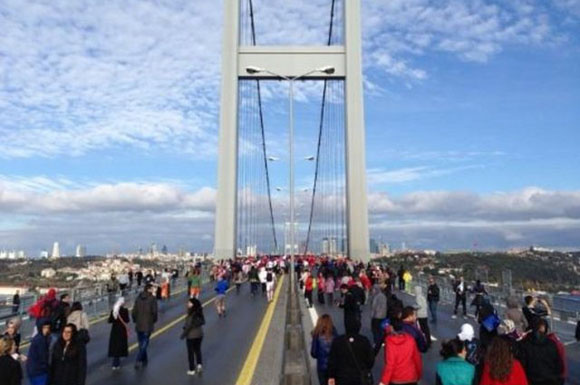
[77, 328, 91, 344]
[345, 338, 373, 385]
[482, 313, 500, 332]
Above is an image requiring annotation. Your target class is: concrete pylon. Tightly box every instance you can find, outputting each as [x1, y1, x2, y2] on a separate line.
[214, 0, 370, 262]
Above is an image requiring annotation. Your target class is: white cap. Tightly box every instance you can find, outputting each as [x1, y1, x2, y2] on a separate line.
[458, 323, 475, 341]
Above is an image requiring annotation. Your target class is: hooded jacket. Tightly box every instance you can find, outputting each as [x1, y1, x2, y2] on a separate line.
[380, 332, 422, 385]
[401, 322, 428, 353]
[26, 330, 50, 378]
[520, 332, 562, 385]
[131, 291, 158, 333]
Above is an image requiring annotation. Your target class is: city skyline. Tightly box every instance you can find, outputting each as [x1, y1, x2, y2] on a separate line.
[1, 0, 580, 253]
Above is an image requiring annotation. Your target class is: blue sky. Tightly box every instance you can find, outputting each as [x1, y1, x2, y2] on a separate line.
[1, 0, 579, 255]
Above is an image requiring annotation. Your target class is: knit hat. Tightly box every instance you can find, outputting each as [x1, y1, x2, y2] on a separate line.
[497, 319, 516, 336]
[458, 323, 475, 341]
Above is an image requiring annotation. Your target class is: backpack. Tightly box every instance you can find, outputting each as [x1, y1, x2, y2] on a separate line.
[266, 273, 273, 282]
[464, 338, 482, 365]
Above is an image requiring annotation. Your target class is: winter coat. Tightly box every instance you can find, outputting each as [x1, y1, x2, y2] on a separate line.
[26, 333, 50, 378]
[310, 331, 337, 372]
[131, 292, 158, 333]
[48, 340, 87, 385]
[380, 332, 422, 385]
[436, 357, 475, 385]
[401, 322, 428, 353]
[480, 360, 528, 385]
[370, 286, 387, 320]
[414, 286, 428, 319]
[67, 311, 89, 332]
[108, 307, 130, 358]
[0, 355, 22, 385]
[181, 311, 205, 340]
[427, 284, 440, 302]
[327, 334, 374, 385]
[519, 333, 562, 385]
[214, 280, 229, 295]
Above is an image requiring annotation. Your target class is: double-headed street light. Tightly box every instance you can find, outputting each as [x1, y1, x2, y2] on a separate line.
[246, 65, 335, 291]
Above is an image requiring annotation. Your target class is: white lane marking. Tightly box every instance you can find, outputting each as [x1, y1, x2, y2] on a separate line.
[564, 340, 577, 346]
[431, 335, 438, 342]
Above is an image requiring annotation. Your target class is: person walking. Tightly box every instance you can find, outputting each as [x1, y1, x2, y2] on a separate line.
[131, 284, 158, 369]
[265, 269, 276, 303]
[48, 324, 87, 385]
[189, 268, 202, 299]
[397, 265, 406, 291]
[327, 321, 374, 385]
[12, 291, 20, 314]
[452, 277, 467, 319]
[325, 275, 335, 305]
[66, 303, 90, 345]
[414, 286, 431, 349]
[370, 283, 387, 355]
[26, 321, 51, 385]
[378, 323, 423, 385]
[0, 336, 22, 385]
[304, 272, 314, 308]
[248, 266, 259, 297]
[108, 298, 130, 370]
[310, 314, 337, 385]
[480, 336, 528, 385]
[457, 323, 483, 367]
[339, 284, 361, 332]
[520, 318, 562, 385]
[427, 277, 440, 324]
[180, 298, 205, 376]
[214, 276, 229, 317]
[436, 338, 475, 385]
[400, 306, 428, 353]
[471, 280, 488, 318]
[234, 270, 243, 295]
[317, 273, 326, 305]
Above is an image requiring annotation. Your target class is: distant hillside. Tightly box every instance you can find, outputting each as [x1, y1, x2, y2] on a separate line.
[377, 250, 580, 292]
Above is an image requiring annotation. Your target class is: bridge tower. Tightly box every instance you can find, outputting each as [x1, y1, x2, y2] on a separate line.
[214, 0, 370, 262]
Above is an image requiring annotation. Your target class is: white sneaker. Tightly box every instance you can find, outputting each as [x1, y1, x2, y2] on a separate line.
[187, 370, 196, 376]
[451, 314, 457, 319]
[197, 364, 203, 373]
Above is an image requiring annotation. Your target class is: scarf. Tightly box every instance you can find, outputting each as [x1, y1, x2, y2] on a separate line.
[113, 297, 125, 320]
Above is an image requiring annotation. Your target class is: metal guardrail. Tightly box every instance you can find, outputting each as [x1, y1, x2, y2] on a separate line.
[2, 265, 212, 340]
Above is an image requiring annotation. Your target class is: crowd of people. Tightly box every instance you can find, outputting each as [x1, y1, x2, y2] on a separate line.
[300, 257, 576, 385]
[0, 255, 578, 385]
[0, 257, 283, 384]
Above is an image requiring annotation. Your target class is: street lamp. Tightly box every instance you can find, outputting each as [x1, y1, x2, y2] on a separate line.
[246, 65, 335, 291]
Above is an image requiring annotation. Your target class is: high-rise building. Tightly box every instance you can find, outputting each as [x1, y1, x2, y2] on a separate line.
[369, 238, 379, 254]
[75, 245, 86, 258]
[329, 237, 337, 255]
[51, 242, 60, 258]
[161, 245, 168, 255]
[40, 250, 49, 258]
[322, 238, 329, 254]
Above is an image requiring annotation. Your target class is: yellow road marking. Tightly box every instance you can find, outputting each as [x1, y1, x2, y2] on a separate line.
[235, 276, 285, 385]
[128, 286, 235, 352]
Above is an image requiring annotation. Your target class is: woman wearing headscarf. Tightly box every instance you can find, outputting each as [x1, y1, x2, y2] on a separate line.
[107, 297, 130, 370]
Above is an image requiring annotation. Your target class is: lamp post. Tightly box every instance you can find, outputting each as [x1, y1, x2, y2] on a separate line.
[245, 65, 335, 292]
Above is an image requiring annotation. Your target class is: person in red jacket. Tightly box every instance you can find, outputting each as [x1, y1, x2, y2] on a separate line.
[379, 325, 422, 385]
[480, 336, 528, 385]
[304, 272, 314, 308]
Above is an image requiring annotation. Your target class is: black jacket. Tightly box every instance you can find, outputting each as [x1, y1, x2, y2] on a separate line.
[519, 333, 562, 385]
[131, 292, 158, 333]
[327, 334, 374, 385]
[108, 308, 130, 358]
[48, 340, 87, 385]
[427, 284, 440, 302]
[0, 355, 22, 385]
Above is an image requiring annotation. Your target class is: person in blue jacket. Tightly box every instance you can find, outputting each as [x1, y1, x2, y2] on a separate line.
[26, 321, 51, 385]
[400, 306, 428, 353]
[214, 276, 229, 317]
[310, 314, 338, 385]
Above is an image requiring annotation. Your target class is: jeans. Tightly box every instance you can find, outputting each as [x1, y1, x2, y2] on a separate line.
[428, 300, 438, 323]
[250, 282, 258, 295]
[186, 337, 203, 370]
[454, 295, 467, 316]
[136, 331, 151, 364]
[371, 318, 385, 355]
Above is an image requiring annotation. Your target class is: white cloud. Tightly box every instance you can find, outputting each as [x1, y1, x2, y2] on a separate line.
[367, 165, 483, 185]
